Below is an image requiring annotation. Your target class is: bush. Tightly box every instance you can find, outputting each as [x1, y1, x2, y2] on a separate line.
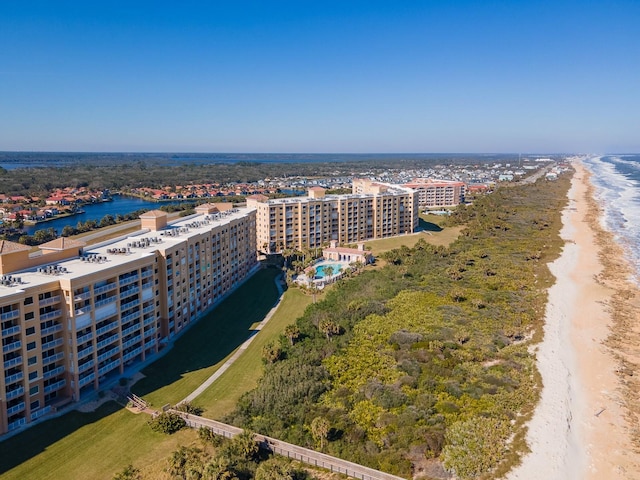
[148, 412, 186, 434]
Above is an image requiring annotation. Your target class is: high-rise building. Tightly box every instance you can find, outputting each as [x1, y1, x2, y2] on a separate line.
[403, 179, 466, 208]
[0, 204, 257, 434]
[248, 180, 418, 253]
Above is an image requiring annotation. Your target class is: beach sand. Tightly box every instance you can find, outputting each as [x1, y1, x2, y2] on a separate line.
[506, 162, 640, 479]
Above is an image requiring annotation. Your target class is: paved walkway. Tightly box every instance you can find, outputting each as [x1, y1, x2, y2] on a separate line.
[179, 273, 285, 404]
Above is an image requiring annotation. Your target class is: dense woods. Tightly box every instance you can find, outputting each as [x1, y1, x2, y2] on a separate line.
[222, 175, 570, 479]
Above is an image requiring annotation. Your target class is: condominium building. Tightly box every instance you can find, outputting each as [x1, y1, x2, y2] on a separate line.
[403, 179, 466, 208]
[248, 180, 418, 253]
[0, 204, 257, 434]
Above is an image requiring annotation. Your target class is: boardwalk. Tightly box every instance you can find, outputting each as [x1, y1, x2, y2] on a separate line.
[171, 410, 407, 480]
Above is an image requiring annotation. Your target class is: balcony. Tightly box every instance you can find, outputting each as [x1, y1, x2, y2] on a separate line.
[42, 352, 64, 366]
[79, 359, 95, 372]
[120, 299, 140, 311]
[5, 371, 24, 385]
[144, 327, 156, 338]
[121, 324, 139, 337]
[96, 322, 118, 336]
[2, 325, 21, 337]
[119, 285, 140, 300]
[122, 335, 141, 350]
[94, 283, 117, 295]
[41, 338, 63, 350]
[31, 405, 52, 420]
[3, 340, 22, 353]
[143, 316, 156, 326]
[6, 386, 24, 401]
[76, 331, 93, 345]
[97, 347, 119, 363]
[98, 358, 120, 376]
[74, 291, 92, 301]
[119, 274, 139, 286]
[79, 372, 95, 387]
[94, 296, 116, 309]
[96, 334, 119, 349]
[41, 323, 63, 336]
[1, 310, 20, 321]
[7, 402, 26, 416]
[142, 304, 155, 315]
[123, 346, 142, 362]
[141, 269, 153, 278]
[8, 417, 26, 431]
[4, 355, 22, 369]
[121, 311, 140, 324]
[77, 347, 94, 359]
[44, 379, 66, 394]
[40, 309, 63, 322]
[43, 365, 65, 380]
[74, 306, 92, 317]
[39, 295, 61, 307]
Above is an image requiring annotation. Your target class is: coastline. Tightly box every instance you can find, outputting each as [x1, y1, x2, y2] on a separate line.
[507, 161, 640, 479]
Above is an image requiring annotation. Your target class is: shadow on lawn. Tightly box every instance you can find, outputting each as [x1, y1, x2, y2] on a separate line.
[132, 268, 281, 398]
[419, 218, 444, 232]
[0, 401, 121, 474]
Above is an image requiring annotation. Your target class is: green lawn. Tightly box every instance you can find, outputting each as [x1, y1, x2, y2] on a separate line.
[0, 267, 281, 479]
[0, 402, 198, 480]
[193, 288, 314, 418]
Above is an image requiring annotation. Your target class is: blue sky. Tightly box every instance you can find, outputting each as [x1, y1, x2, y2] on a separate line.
[1, 1, 639, 153]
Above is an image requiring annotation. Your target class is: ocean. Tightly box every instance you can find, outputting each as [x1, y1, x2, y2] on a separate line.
[583, 155, 640, 283]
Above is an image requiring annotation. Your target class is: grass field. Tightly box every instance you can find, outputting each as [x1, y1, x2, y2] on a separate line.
[365, 214, 463, 256]
[193, 288, 315, 418]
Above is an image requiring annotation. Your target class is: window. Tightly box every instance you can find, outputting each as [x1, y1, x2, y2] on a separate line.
[30, 385, 39, 395]
[29, 371, 38, 381]
[27, 341, 37, 351]
[28, 356, 37, 365]
[30, 400, 40, 410]
[25, 312, 34, 321]
[24, 297, 33, 305]
[26, 326, 36, 336]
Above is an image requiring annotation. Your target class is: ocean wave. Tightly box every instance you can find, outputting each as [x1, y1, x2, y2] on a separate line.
[583, 155, 640, 284]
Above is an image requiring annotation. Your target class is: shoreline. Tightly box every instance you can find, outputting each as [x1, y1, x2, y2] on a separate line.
[507, 161, 640, 479]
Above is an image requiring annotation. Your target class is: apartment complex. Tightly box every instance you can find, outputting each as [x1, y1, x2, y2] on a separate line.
[248, 179, 418, 253]
[403, 179, 466, 208]
[0, 204, 257, 434]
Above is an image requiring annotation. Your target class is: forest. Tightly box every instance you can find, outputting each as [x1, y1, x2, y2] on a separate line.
[218, 174, 570, 479]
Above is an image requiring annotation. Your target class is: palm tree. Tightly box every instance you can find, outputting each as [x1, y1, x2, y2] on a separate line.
[310, 416, 330, 450]
[284, 324, 300, 346]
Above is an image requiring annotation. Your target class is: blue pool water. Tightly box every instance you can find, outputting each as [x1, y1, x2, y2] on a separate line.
[315, 263, 343, 278]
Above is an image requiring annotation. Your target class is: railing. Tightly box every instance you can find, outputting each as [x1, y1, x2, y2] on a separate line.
[122, 335, 141, 349]
[6, 386, 25, 401]
[3, 340, 22, 353]
[77, 347, 94, 359]
[42, 352, 64, 366]
[173, 412, 407, 480]
[43, 365, 65, 380]
[97, 359, 120, 376]
[94, 296, 117, 309]
[41, 323, 63, 336]
[141, 269, 153, 278]
[74, 291, 92, 301]
[96, 322, 118, 336]
[31, 405, 52, 420]
[1, 310, 20, 321]
[144, 327, 156, 338]
[44, 379, 66, 394]
[119, 274, 139, 286]
[7, 402, 26, 416]
[1, 325, 21, 337]
[94, 283, 117, 295]
[79, 372, 95, 387]
[77, 331, 93, 345]
[40, 310, 62, 321]
[96, 334, 119, 349]
[121, 324, 139, 337]
[143, 316, 156, 326]
[121, 299, 140, 311]
[97, 347, 119, 363]
[121, 311, 140, 324]
[4, 355, 23, 369]
[123, 347, 142, 362]
[119, 285, 140, 299]
[79, 359, 95, 372]
[142, 304, 155, 315]
[8, 417, 26, 431]
[39, 295, 61, 307]
[41, 338, 63, 350]
[74, 306, 92, 317]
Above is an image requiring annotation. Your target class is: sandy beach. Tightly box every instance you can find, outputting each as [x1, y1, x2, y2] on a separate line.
[506, 162, 640, 479]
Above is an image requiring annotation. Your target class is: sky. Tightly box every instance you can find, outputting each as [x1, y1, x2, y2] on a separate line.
[1, 1, 639, 154]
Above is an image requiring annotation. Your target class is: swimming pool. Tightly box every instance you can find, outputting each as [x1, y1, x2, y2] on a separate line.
[314, 262, 344, 278]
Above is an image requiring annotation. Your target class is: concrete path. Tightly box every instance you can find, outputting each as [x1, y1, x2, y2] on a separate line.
[179, 273, 285, 404]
